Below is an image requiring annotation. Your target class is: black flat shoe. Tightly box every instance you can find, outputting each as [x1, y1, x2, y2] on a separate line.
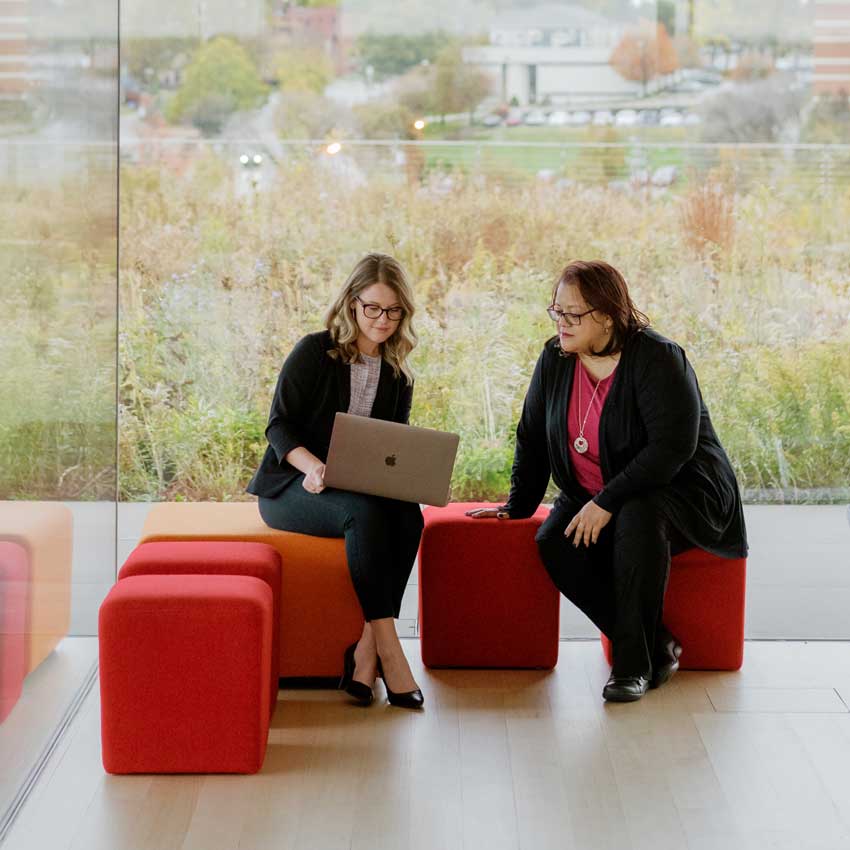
[339, 642, 374, 706]
[377, 657, 424, 710]
[650, 638, 683, 690]
[602, 674, 650, 703]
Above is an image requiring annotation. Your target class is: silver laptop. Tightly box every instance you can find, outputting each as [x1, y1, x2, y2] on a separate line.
[323, 413, 460, 507]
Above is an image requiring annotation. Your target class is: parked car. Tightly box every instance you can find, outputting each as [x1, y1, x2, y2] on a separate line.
[592, 110, 614, 126]
[568, 110, 592, 126]
[524, 109, 547, 126]
[548, 110, 569, 126]
[659, 109, 684, 127]
[637, 109, 659, 126]
[684, 112, 702, 126]
[505, 109, 523, 126]
[615, 109, 638, 127]
[482, 113, 503, 127]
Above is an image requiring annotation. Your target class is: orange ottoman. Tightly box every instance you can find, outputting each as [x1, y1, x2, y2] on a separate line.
[1, 541, 29, 723]
[99, 574, 272, 774]
[600, 548, 747, 671]
[139, 502, 362, 678]
[0, 501, 72, 673]
[418, 503, 559, 669]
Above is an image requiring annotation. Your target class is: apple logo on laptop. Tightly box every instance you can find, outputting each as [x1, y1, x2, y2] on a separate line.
[385, 454, 397, 467]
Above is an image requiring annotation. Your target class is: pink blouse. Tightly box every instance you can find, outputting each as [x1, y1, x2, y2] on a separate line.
[567, 358, 617, 496]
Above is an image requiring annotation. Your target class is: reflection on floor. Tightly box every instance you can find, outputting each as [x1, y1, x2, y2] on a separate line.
[0, 637, 98, 818]
[5, 639, 850, 850]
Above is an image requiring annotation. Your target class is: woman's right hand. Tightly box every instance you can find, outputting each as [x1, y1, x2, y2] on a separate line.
[302, 463, 326, 494]
[465, 507, 510, 519]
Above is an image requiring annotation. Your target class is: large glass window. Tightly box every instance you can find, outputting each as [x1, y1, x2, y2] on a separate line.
[0, 0, 117, 826]
[2, 0, 850, 822]
[117, 0, 849, 640]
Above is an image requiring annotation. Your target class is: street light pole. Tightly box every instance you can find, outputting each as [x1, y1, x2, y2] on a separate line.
[197, 0, 207, 42]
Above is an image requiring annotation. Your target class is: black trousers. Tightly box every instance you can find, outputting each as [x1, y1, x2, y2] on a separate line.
[535, 491, 689, 679]
[258, 477, 424, 622]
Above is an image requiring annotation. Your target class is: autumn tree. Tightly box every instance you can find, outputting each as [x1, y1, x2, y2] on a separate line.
[274, 47, 334, 94]
[610, 22, 679, 95]
[352, 100, 415, 139]
[166, 37, 267, 135]
[432, 45, 491, 124]
[396, 64, 436, 117]
[122, 38, 197, 86]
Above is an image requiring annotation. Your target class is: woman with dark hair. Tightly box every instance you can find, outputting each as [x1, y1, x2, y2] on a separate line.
[247, 252, 424, 709]
[468, 260, 747, 702]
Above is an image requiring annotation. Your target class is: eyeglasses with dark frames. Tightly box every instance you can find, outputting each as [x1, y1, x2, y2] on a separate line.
[355, 295, 405, 322]
[547, 305, 595, 326]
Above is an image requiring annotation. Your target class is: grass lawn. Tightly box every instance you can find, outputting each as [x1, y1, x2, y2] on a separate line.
[416, 121, 700, 179]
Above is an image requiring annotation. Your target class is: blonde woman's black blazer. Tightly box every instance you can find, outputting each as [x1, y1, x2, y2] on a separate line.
[501, 327, 748, 559]
[246, 330, 413, 499]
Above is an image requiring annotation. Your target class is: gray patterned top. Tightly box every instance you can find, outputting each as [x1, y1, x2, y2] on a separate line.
[348, 352, 382, 417]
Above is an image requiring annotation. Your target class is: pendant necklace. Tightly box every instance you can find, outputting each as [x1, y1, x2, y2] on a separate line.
[573, 360, 602, 455]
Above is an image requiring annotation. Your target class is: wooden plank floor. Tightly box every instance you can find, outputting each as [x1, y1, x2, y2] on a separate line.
[5, 640, 850, 850]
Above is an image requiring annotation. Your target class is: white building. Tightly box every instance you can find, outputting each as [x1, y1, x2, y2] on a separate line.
[462, 3, 642, 106]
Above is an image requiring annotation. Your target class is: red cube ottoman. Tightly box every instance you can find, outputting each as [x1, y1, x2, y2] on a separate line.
[418, 502, 559, 669]
[118, 541, 281, 719]
[1, 541, 29, 724]
[600, 548, 747, 670]
[99, 574, 272, 774]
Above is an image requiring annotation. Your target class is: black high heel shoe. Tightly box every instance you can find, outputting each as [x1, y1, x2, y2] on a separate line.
[377, 657, 424, 710]
[339, 642, 374, 706]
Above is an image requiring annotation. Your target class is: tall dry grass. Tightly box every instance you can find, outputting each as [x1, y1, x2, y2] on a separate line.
[679, 175, 736, 262]
[2, 144, 849, 502]
[112, 148, 850, 502]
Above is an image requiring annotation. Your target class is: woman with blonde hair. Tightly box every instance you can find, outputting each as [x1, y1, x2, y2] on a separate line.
[247, 252, 424, 709]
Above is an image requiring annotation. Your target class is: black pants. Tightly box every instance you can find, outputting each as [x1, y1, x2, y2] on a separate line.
[535, 492, 689, 679]
[258, 478, 424, 622]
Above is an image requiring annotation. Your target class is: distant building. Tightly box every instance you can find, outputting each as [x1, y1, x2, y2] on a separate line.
[813, 0, 850, 95]
[1, 0, 120, 119]
[0, 0, 32, 102]
[462, 3, 642, 106]
[272, 3, 338, 45]
[270, 1, 347, 74]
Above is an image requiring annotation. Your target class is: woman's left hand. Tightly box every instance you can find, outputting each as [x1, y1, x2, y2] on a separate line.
[564, 500, 612, 547]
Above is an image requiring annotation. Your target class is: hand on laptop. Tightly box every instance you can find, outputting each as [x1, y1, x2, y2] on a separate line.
[303, 463, 326, 494]
[465, 507, 510, 519]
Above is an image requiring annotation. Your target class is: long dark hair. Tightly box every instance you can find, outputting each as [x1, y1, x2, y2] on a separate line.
[552, 260, 649, 357]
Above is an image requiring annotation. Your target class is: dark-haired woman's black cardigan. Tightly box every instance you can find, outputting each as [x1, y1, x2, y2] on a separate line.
[246, 330, 413, 499]
[502, 328, 748, 559]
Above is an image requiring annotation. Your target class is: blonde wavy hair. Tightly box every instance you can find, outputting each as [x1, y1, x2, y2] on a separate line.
[325, 253, 418, 385]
